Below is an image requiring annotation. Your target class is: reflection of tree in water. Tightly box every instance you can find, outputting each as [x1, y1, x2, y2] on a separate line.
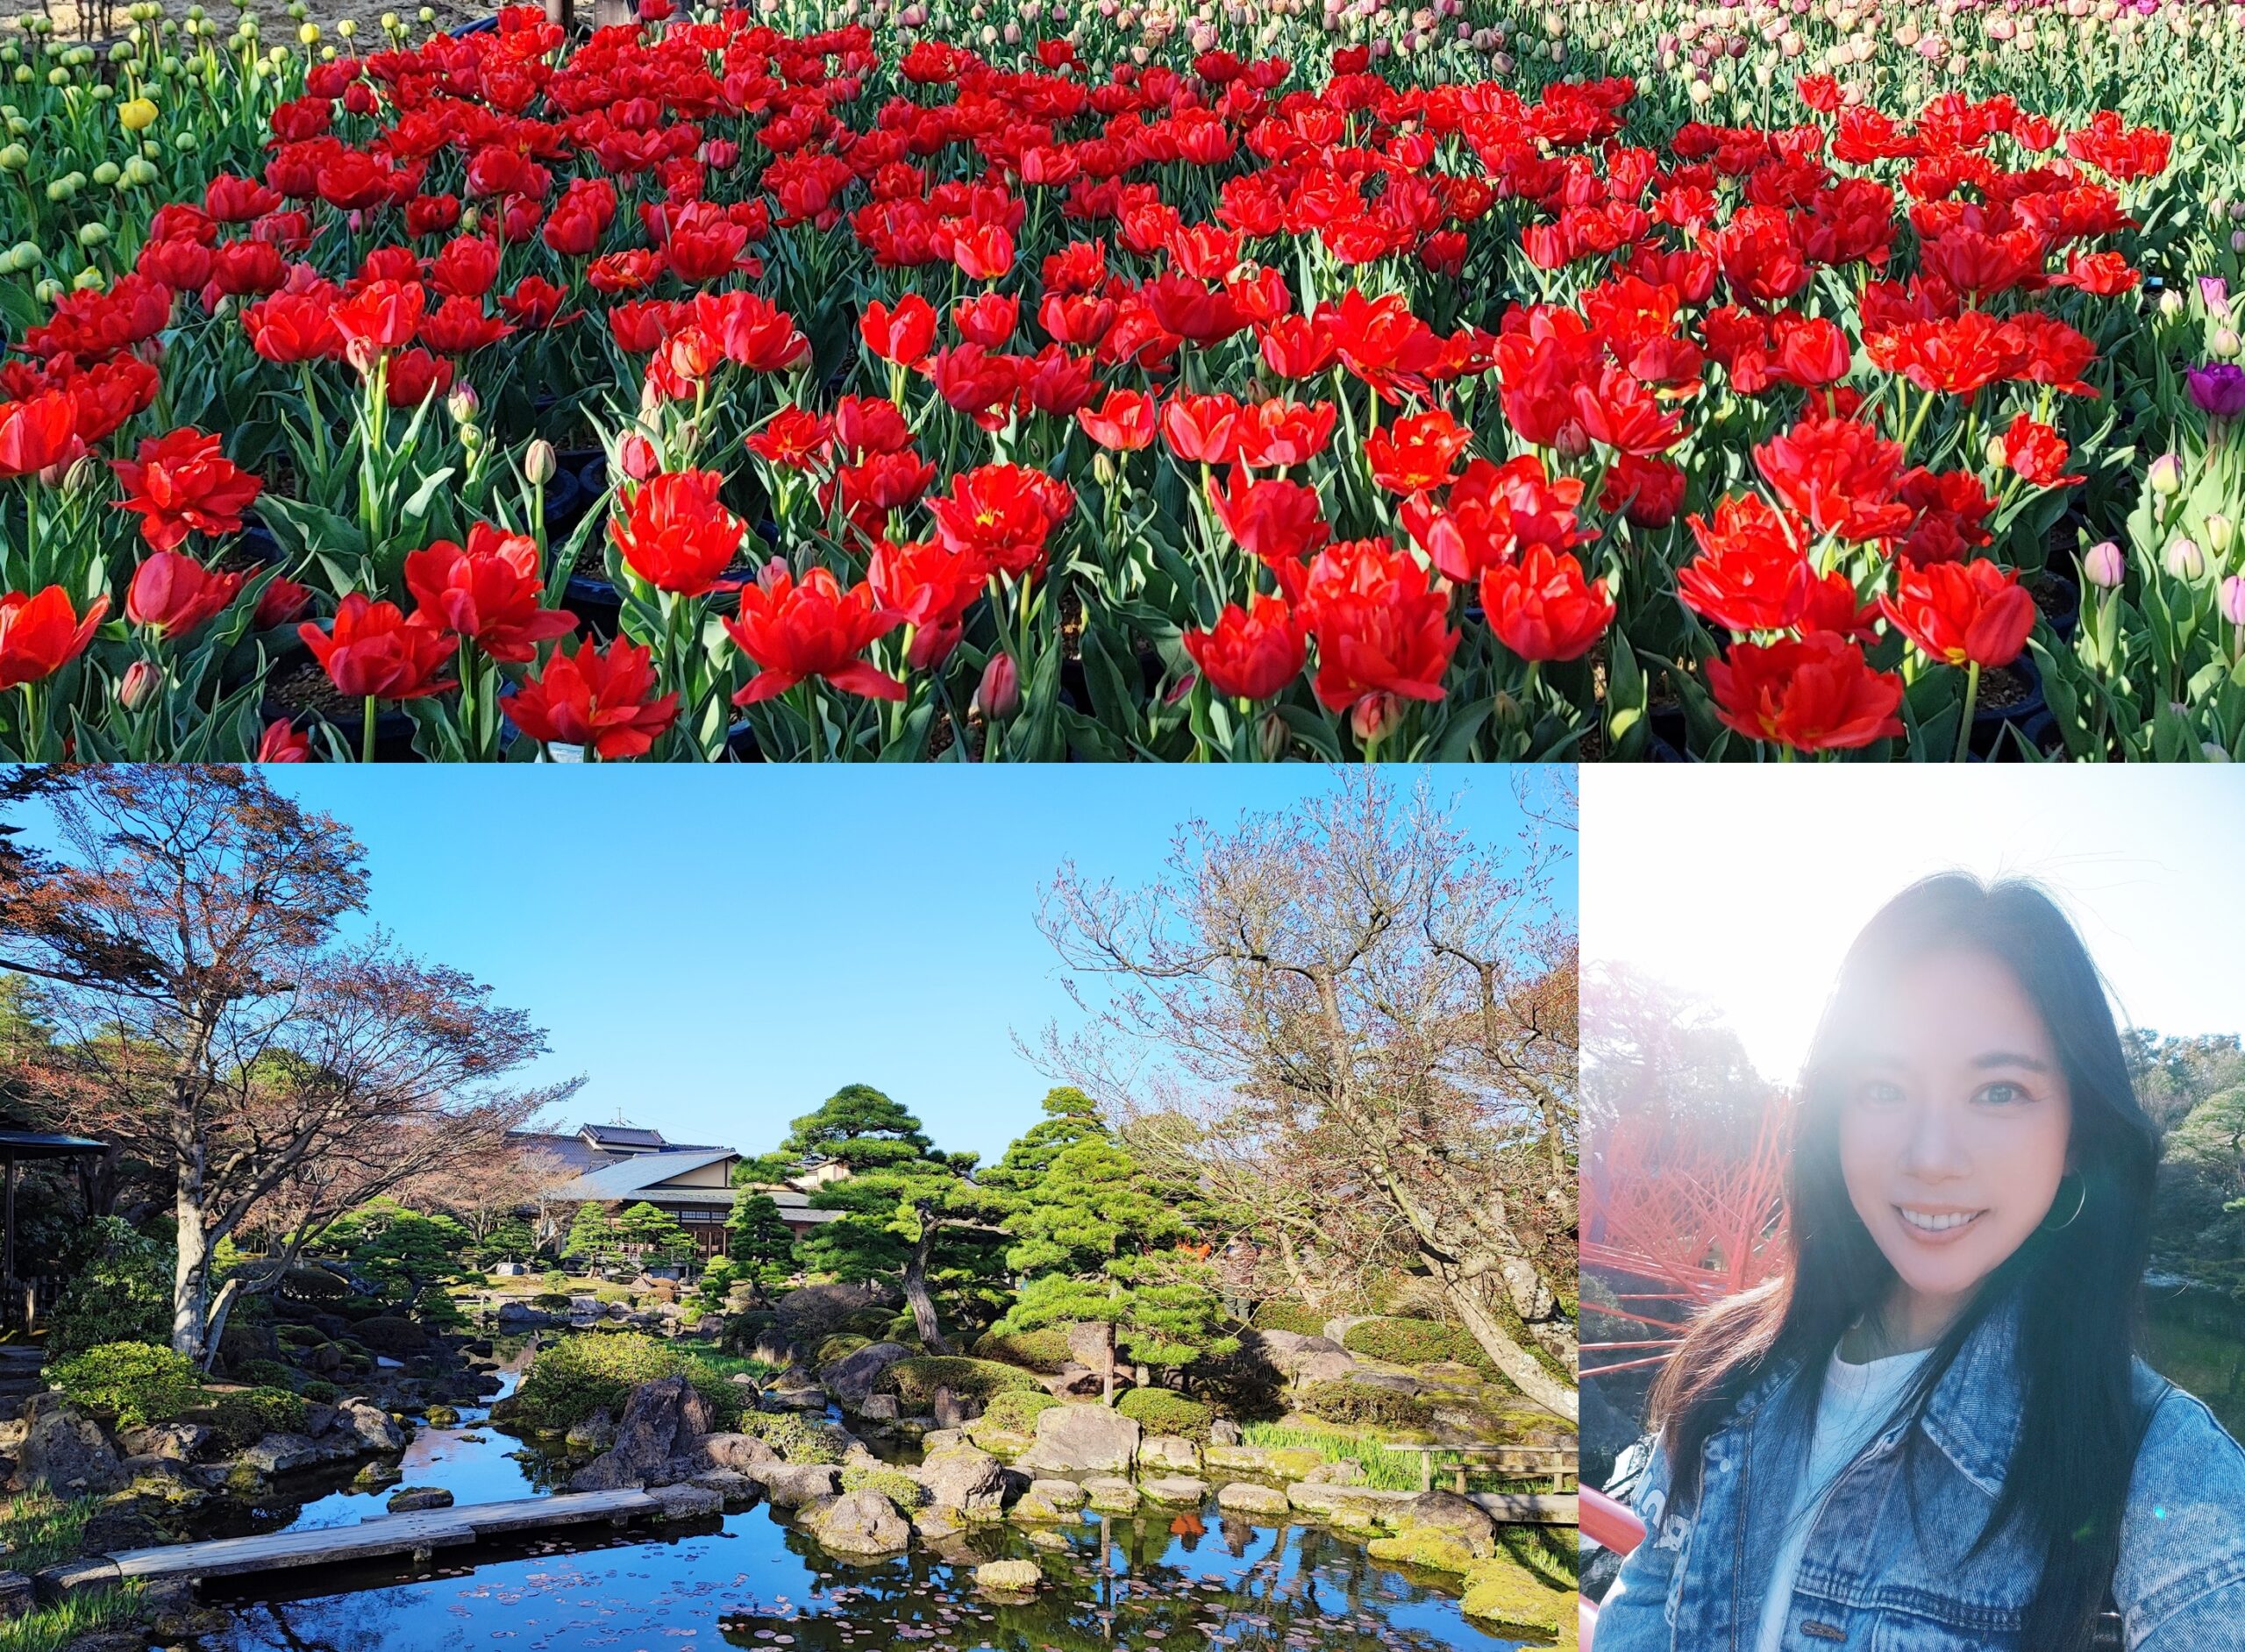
[721, 1513, 1483, 1652]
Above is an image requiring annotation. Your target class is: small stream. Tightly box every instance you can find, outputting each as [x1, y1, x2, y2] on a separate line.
[180, 1378, 1560, 1652]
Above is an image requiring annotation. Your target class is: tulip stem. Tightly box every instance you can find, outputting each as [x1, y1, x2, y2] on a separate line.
[362, 694, 378, 765]
[1954, 661, 1981, 765]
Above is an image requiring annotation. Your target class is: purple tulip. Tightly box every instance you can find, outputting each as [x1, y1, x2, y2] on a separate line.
[2189, 363, 2245, 420]
[2200, 277, 2233, 320]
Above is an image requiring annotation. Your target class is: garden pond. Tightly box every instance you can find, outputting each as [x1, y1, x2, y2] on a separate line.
[175, 1378, 1564, 1652]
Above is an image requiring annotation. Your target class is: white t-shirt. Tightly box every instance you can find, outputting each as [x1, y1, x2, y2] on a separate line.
[1750, 1345, 1933, 1652]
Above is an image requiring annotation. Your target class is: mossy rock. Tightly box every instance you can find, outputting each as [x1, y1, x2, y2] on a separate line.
[1367, 1529, 1480, 1576]
[1459, 1553, 1569, 1635]
[1268, 1448, 1325, 1480]
[424, 1405, 460, 1428]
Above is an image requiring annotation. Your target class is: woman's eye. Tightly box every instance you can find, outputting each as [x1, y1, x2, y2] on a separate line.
[1975, 1081, 2029, 1106]
[1860, 1080, 1906, 1105]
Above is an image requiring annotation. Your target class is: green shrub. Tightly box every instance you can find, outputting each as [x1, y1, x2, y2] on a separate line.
[1251, 1300, 1328, 1337]
[531, 1292, 572, 1312]
[46, 1343, 202, 1431]
[595, 1285, 630, 1306]
[1296, 1380, 1434, 1432]
[815, 1334, 871, 1367]
[885, 1357, 1042, 1409]
[840, 1464, 928, 1510]
[48, 1220, 172, 1357]
[542, 1271, 568, 1289]
[274, 1325, 324, 1349]
[232, 1357, 299, 1390]
[841, 1307, 896, 1338]
[971, 1327, 1073, 1373]
[1342, 1318, 1462, 1367]
[742, 1411, 844, 1463]
[196, 1386, 310, 1449]
[1115, 1387, 1215, 1442]
[300, 1379, 339, 1405]
[512, 1332, 744, 1434]
[974, 1389, 1061, 1435]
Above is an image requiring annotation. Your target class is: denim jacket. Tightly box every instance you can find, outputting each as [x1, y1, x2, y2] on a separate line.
[1593, 1303, 2245, 1651]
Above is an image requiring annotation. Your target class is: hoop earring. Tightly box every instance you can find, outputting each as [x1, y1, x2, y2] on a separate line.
[2042, 1173, 2086, 1232]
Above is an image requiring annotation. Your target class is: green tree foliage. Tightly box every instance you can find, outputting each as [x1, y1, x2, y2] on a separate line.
[48, 1218, 174, 1356]
[981, 1086, 1108, 1193]
[320, 1198, 471, 1307]
[725, 1186, 798, 1300]
[613, 1201, 695, 1270]
[996, 1136, 1237, 1403]
[786, 1086, 1008, 1353]
[562, 1201, 618, 1270]
[467, 1216, 538, 1269]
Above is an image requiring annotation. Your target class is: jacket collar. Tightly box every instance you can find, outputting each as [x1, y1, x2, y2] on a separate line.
[1723, 1292, 2027, 1499]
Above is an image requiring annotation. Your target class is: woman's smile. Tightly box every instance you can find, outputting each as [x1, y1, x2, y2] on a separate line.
[1893, 1204, 1990, 1242]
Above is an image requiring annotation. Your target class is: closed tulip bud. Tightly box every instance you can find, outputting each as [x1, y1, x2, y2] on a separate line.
[618, 432, 659, 482]
[2149, 452, 2185, 495]
[1258, 709, 1290, 762]
[524, 439, 557, 486]
[2159, 289, 2186, 319]
[2165, 537, 2206, 580]
[2217, 330, 2241, 360]
[2207, 514, 2234, 556]
[1350, 690, 1403, 748]
[2222, 575, 2245, 626]
[2084, 541, 2126, 589]
[446, 383, 479, 424]
[118, 659, 160, 710]
[973, 651, 1021, 721]
[1984, 434, 2007, 469]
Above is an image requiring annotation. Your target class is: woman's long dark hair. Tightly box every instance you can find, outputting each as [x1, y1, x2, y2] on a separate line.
[1644, 874, 2161, 1652]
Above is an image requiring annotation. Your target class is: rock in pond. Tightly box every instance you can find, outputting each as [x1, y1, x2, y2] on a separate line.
[1082, 1476, 1140, 1512]
[1141, 1475, 1208, 1505]
[1008, 1478, 1087, 1521]
[1138, 1435, 1201, 1472]
[974, 1559, 1042, 1594]
[387, 1486, 454, 1513]
[10, 1399, 124, 1495]
[755, 1463, 843, 1507]
[650, 1483, 725, 1520]
[799, 1488, 912, 1555]
[912, 1443, 1008, 1519]
[1215, 1481, 1292, 1517]
[1015, 1402, 1139, 1474]
[568, 1376, 716, 1492]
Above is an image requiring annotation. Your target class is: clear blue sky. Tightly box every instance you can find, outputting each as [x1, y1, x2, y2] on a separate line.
[50, 767, 1568, 1164]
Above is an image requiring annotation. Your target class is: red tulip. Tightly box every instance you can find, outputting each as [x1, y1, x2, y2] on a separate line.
[2001, 414, 2080, 488]
[1753, 416, 1914, 543]
[257, 717, 311, 762]
[1479, 547, 1615, 664]
[723, 564, 905, 706]
[926, 465, 1073, 580]
[0, 391, 86, 480]
[0, 587, 108, 691]
[110, 428, 263, 552]
[244, 289, 344, 364]
[1184, 593, 1305, 701]
[331, 279, 427, 373]
[1707, 632, 1905, 752]
[610, 470, 745, 597]
[125, 552, 248, 641]
[508, 637, 680, 759]
[1365, 409, 1473, 495]
[299, 595, 457, 701]
[403, 523, 579, 662]
[1881, 559, 2037, 670]
[861, 295, 937, 370]
[1297, 538, 1457, 716]
[1076, 389, 1158, 452]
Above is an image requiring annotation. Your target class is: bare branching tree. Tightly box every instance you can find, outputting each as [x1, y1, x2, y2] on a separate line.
[1031, 769, 1579, 1423]
[0, 766, 561, 1364]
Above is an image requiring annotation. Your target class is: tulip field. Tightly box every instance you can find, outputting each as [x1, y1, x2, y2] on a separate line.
[0, 0, 2241, 759]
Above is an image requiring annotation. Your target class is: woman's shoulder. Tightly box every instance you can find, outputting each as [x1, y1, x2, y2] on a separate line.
[2115, 1363, 2245, 1644]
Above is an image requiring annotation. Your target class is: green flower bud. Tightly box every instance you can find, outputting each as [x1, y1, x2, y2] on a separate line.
[90, 160, 118, 186]
[0, 143, 25, 171]
[70, 266, 103, 290]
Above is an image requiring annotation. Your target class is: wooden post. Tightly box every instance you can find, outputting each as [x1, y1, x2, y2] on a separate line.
[545, 0, 575, 31]
[4, 1156, 15, 1328]
[1418, 1449, 1431, 1493]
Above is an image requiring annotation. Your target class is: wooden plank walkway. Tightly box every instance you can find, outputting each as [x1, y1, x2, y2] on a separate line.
[1468, 1492, 1579, 1526]
[37, 1489, 661, 1596]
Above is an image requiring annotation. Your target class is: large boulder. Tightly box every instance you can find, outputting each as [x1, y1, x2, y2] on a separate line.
[695, 1433, 780, 1474]
[1139, 1435, 1201, 1472]
[756, 1463, 843, 1507]
[334, 1399, 406, 1453]
[975, 1559, 1042, 1593]
[568, 1377, 716, 1492]
[1008, 1478, 1087, 1521]
[799, 1488, 911, 1555]
[913, 1443, 1008, 1519]
[495, 1302, 562, 1329]
[239, 1433, 326, 1475]
[1016, 1403, 1139, 1475]
[1394, 1489, 1499, 1558]
[10, 1399, 123, 1495]
[820, 1342, 910, 1411]
[120, 1422, 210, 1463]
[1248, 1330, 1356, 1385]
[1082, 1476, 1140, 1512]
[650, 1482, 724, 1521]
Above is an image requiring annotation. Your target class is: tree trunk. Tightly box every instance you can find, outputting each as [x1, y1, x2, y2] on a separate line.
[1431, 1258, 1577, 1423]
[1101, 1321, 1116, 1406]
[901, 1227, 951, 1354]
[173, 1182, 209, 1362]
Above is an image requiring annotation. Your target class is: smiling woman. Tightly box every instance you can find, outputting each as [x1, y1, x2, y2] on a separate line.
[1584, 876, 2245, 1652]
